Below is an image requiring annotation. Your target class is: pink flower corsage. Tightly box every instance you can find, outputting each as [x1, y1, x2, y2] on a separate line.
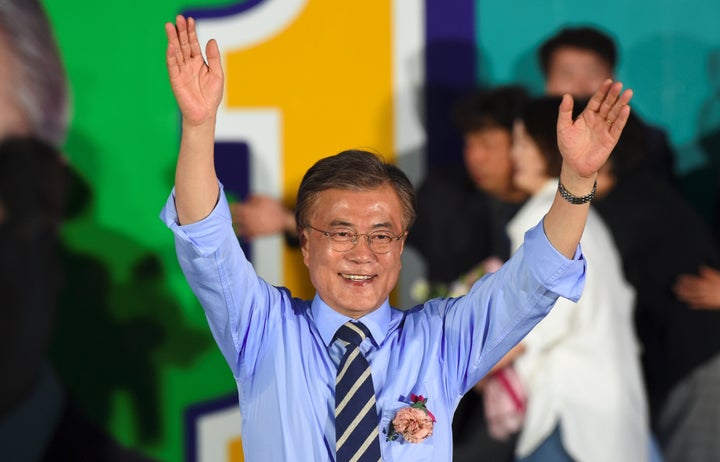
[386, 394, 436, 443]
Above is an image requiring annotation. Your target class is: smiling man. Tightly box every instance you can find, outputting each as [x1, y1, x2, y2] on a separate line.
[298, 180, 409, 318]
[161, 15, 633, 462]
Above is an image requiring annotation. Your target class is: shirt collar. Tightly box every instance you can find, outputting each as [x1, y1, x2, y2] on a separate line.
[311, 294, 391, 347]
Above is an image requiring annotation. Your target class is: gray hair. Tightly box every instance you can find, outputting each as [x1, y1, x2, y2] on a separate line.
[0, 0, 69, 147]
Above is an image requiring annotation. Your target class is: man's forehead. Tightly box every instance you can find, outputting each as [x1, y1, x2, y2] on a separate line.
[311, 186, 403, 222]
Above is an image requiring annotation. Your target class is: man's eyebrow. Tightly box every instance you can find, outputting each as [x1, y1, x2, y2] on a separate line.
[370, 221, 394, 230]
[327, 220, 394, 230]
[328, 220, 353, 227]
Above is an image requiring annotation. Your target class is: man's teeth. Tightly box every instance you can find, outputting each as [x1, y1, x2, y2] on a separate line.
[342, 274, 373, 281]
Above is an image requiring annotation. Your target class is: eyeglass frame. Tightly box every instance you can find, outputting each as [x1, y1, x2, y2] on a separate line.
[305, 224, 407, 254]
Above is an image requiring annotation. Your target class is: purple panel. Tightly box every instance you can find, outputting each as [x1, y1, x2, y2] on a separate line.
[214, 141, 252, 260]
[214, 141, 250, 201]
[183, 0, 266, 19]
[425, 0, 477, 168]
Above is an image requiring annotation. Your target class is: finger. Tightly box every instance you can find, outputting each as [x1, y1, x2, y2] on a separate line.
[609, 105, 631, 139]
[176, 15, 192, 61]
[605, 87, 633, 125]
[584, 79, 613, 113]
[676, 274, 701, 288]
[206, 39, 223, 78]
[165, 22, 183, 66]
[597, 81, 623, 119]
[166, 43, 181, 78]
[187, 17, 204, 58]
[556, 93, 574, 132]
[674, 288, 690, 301]
[699, 265, 718, 278]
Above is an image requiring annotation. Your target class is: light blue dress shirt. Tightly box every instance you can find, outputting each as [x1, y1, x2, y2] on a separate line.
[161, 186, 586, 462]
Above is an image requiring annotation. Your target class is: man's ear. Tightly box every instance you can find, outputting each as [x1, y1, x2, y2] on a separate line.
[299, 228, 310, 259]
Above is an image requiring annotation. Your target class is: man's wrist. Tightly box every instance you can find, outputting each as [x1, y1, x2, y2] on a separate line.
[558, 179, 597, 204]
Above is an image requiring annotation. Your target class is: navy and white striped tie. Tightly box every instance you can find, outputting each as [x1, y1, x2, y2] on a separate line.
[334, 321, 382, 462]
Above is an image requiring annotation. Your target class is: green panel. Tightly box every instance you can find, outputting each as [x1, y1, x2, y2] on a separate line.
[41, 1, 245, 461]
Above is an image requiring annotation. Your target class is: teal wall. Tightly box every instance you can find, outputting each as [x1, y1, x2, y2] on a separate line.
[476, 0, 720, 174]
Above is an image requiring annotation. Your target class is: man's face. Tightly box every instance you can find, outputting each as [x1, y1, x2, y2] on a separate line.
[463, 127, 515, 198]
[300, 184, 406, 318]
[545, 46, 613, 98]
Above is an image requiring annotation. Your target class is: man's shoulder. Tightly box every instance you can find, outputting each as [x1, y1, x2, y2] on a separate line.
[389, 301, 446, 327]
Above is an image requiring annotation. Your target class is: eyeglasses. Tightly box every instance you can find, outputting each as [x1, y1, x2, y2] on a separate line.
[306, 224, 406, 254]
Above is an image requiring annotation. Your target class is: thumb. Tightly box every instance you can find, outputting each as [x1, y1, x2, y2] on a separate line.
[206, 39, 223, 77]
[557, 93, 574, 132]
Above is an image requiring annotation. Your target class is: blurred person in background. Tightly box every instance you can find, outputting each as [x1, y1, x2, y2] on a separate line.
[542, 26, 720, 462]
[506, 96, 650, 462]
[539, 26, 677, 186]
[407, 86, 529, 462]
[0, 1, 154, 460]
[594, 111, 720, 462]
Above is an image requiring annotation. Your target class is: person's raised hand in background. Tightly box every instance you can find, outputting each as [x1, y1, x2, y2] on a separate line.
[231, 195, 296, 240]
[674, 265, 720, 310]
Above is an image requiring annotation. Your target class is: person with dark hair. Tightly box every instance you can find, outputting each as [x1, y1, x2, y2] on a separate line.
[594, 112, 720, 462]
[540, 25, 720, 462]
[539, 26, 677, 186]
[539, 27, 617, 98]
[410, 86, 528, 285]
[505, 96, 650, 462]
[161, 15, 633, 461]
[408, 85, 529, 462]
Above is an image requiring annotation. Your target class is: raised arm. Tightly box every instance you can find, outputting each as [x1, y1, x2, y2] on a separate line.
[544, 80, 632, 257]
[165, 15, 224, 225]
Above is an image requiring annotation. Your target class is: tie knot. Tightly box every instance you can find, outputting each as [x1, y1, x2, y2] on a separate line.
[335, 321, 370, 347]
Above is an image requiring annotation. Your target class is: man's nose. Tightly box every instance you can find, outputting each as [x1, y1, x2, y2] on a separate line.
[346, 235, 376, 261]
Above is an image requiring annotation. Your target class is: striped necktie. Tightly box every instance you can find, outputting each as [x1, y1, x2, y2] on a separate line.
[334, 321, 382, 462]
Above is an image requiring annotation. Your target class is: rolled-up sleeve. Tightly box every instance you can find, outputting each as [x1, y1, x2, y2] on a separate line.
[438, 218, 587, 397]
[160, 185, 284, 381]
[160, 186, 233, 256]
[522, 219, 586, 303]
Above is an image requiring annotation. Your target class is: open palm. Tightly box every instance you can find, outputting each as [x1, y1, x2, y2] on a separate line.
[557, 80, 633, 178]
[165, 15, 224, 126]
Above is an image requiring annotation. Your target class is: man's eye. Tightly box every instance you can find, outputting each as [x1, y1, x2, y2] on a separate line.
[333, 231, 355, 240]
[371, 233, 393, 242]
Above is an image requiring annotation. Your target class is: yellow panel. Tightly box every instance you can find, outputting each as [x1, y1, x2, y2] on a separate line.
[225, 1, 394, 298]
[228, 436, 244, 461]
